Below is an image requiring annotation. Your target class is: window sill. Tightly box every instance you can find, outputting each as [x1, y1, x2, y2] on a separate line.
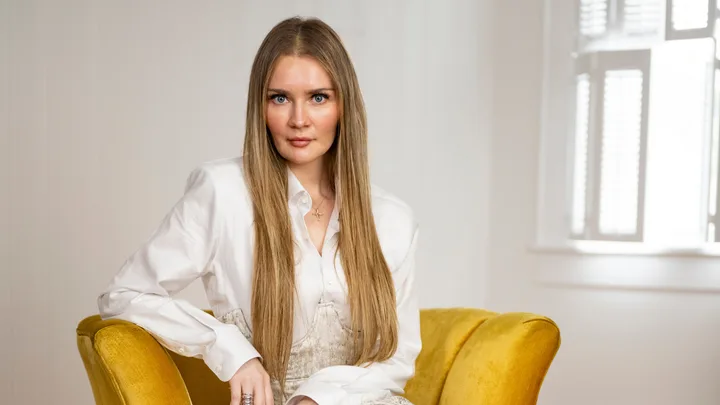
[527, 240, 720, 293]
[529, 240, 720, 257]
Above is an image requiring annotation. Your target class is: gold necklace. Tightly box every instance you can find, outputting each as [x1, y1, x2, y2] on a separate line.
[310, 194, 328, 221]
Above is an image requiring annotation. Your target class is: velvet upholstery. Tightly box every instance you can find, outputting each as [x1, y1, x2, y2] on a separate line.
[77, 308, 560, 404]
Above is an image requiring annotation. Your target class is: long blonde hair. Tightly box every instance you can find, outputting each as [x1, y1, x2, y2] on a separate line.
[242, 17, 398, 388]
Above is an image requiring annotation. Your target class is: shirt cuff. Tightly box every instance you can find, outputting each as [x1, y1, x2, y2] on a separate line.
[286, 380, 352, 405]
[204, 324, 261, 382]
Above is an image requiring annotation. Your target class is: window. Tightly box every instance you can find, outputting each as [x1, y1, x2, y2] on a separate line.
[539, 0, 720, 252]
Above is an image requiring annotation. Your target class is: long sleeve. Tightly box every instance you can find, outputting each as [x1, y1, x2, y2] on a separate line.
[287, 228, 422, 405]
[97, 165, 260, 382]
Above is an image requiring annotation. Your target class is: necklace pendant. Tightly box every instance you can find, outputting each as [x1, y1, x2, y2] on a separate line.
[312, 208, 323, 221]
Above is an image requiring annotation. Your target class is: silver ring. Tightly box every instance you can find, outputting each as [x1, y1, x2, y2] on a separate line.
[242, 393, 253, 405]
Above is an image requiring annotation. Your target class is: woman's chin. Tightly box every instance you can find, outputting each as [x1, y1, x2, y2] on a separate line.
[281, 149, 324, 167]
[280, 145, 326, 166]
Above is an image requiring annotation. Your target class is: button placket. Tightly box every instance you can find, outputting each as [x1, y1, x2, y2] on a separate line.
[300, 191, 310, 211]
[320, 235, 340, 296]
[294, 192, 313, 243]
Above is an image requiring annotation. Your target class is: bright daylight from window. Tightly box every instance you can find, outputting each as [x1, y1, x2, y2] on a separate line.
[568, 0, 720, 250]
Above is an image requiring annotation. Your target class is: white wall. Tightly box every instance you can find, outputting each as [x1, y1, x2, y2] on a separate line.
[3, 1, 493, 403]
[1, 0, 11, 397]
[489, 1, 720, 405]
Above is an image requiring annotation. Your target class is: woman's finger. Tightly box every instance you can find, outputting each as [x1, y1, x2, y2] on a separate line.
[236, 380, 254, 405]
[229, 382, 242, 405]
[252, 379, 265, 405]
[264, 375, 274, 405]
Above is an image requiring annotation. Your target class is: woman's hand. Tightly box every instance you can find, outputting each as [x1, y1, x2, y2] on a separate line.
[228, 358, 274, 405]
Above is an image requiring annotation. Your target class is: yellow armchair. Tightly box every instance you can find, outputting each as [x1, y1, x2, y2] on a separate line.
[76, 309, 560, 405]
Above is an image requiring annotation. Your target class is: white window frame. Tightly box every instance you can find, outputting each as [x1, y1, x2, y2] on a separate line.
[665, 0, 717, 40]
[536, 0, 720, 255]
[573, 50, 651, 242]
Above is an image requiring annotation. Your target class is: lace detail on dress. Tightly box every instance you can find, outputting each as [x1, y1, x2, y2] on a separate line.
[218, 303, 413, 405]
[218, 309, 253, 340]
[362, 396, 414, 405]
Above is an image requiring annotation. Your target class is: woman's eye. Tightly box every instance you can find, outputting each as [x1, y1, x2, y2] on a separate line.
[312, 94, 328, 103]
[271, 95, 287, 104]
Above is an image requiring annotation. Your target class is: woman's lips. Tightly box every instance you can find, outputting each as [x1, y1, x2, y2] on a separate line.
[288, 138, 311, 148]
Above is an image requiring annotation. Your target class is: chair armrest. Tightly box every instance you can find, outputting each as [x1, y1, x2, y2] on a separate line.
[76, 315, 192, 405]
[440, 312, 561, 405]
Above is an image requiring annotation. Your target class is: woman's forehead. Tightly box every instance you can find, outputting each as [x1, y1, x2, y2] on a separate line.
[268, 55, 333, 90]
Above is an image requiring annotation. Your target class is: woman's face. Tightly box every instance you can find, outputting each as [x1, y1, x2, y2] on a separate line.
[266, 55, 339, 167]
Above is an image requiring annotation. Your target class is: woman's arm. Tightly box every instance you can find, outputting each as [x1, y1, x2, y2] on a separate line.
[287, 228, 422, 405]
[97, 165, 260, 382]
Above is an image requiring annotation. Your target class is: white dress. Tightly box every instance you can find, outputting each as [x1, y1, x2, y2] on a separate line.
[98, 157, 421, 405]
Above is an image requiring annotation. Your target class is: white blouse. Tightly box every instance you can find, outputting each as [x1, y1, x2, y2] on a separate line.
[97, 156, 421, 405]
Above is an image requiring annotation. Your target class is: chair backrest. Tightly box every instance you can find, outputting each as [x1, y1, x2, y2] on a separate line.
[404, 308, 498, 405]
[437, 312, 560, 405]
[77, 316, 193, 405]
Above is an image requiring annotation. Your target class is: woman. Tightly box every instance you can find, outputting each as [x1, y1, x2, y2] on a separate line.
[98, 16, 420, 405]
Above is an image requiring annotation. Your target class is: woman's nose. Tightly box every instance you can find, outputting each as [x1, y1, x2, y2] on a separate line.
[289, 104, 309, 128]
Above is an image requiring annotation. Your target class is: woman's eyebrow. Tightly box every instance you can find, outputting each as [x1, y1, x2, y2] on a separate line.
[267, 87, 335, 94]
[306, 87, 334, 93]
